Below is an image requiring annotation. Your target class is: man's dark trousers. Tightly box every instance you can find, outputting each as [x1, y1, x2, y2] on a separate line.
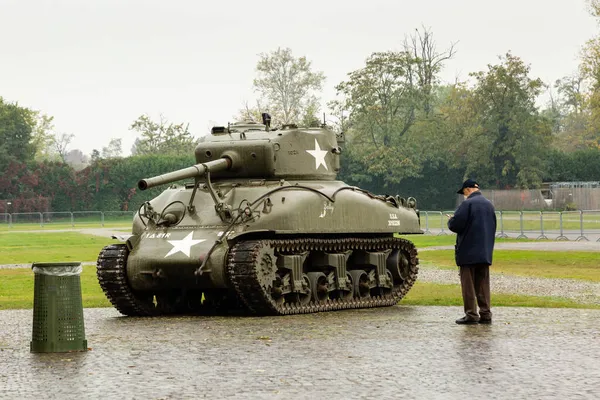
[459, 264, 492, 321]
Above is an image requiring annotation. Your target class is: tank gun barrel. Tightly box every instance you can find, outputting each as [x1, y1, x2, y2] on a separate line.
[138, 157, 232, 190]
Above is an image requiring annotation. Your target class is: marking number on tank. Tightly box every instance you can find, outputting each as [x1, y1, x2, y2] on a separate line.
[319, 201, 335, 218]
[142, 232, 172, 239]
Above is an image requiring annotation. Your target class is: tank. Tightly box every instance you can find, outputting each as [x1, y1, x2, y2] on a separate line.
[96, 117, 422, 316]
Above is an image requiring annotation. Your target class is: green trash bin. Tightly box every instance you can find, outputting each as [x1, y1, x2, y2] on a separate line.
[30, 262, 87, 353]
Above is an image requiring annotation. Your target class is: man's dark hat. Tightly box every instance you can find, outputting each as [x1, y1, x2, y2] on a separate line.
[457, 179, 479, 194]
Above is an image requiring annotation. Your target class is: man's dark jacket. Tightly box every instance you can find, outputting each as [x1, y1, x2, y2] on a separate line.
[447, 191, 497, 266]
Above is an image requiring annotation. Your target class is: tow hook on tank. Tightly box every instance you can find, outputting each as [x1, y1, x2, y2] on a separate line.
[262, 197, 273, 214]
[139, 268, 165, 279]
[153, 269, 165, 279]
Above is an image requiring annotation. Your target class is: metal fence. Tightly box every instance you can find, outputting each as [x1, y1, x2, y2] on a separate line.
[420, 210, 600, 242]
[0, 211, 134, 229]
[3, 209, 600, 242]
[476, 187, 600, 211]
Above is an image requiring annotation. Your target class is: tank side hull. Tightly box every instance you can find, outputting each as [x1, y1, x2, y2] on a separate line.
[124, 180, 420, 292]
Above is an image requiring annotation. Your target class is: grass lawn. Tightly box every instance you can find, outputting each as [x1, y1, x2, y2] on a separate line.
[0, 231, 598, 310]
[0, 232, 116, 264]
[0, 266, 110, 310]
[402, 281, 600, 309]
[419, 250, 600, 282]
[1, 266, 597, 310]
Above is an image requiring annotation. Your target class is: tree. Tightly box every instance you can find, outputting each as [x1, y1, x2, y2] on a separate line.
[52, 132, 75, 163]
[65, 149, 89, 171]
[333, 27, 456, 185]
[545, 73, 592, 151]
[234, 100, 266, 123]
[588, 0, 600, 19]
[30, 112, 60, 161]
[102, 138, 123, 159]
[0, 97, 36, 173]
[130, 114, 199, 156]
[403, 27, 456, 115]
[448, 53, 552, 188]
[253, 47, 325, 126]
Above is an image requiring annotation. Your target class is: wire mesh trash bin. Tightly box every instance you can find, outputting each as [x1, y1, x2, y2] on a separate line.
[30, 262, 87, 353]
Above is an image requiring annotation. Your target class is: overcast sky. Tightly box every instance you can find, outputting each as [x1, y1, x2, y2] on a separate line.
[0, 0, 597, 156]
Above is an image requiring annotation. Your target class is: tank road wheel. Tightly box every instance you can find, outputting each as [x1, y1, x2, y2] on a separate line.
[349, 270, 370, 299]
[387, 249, 412, 283]
[371, 270, 394, 297]
[226, 237, 419, 315]
[331, 272, 353, 301]
[285, 274, 311, 306]
[386, 242, 419, 299]
[307, 272, 329, 303]
[96, 244, 160, 316]
[270, 274, 286, 307]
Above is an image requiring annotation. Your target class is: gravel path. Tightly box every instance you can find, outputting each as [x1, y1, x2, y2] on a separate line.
[421, 241, 600, 252]
[419, 265, 600, 304]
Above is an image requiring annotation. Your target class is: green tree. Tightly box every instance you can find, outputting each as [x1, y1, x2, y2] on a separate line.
[51, 132, 75, 163]
[0, 97, 36, 173]
[448, 53, 552, 188]
[253, 47, 325, 126]
[130, 114, 199, 156]
[101, 138, 123, 159]
[334, 28, 455, 185]
[30, 113, 60, 161]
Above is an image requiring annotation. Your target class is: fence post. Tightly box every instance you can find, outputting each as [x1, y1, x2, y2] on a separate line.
[437, 212, 448, 236]
[575, 210, 588, 241]
[38, 212, 43, 228]
[556, 212, 569, 241]
[422, 211, 431, 234]
[101, 212, 105, 227]
[70, 212, 74, 227]
[8, 213, 12, 228]
[496, 211, 508, 238]
[516, 211, 527, 239]
[536, 211, 548, 240]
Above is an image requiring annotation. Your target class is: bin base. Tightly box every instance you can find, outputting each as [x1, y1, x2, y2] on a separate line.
[30, 340, 88, 353]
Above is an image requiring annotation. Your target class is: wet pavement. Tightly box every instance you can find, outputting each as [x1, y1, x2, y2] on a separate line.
[1, 306, 599, 399]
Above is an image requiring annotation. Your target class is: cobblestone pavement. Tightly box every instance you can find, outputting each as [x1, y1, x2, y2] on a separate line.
[1, 306, 599, 399]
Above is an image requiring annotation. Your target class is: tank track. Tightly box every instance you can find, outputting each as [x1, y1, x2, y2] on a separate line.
[97, 244, 158, 316]
[227, 237, 418, 315]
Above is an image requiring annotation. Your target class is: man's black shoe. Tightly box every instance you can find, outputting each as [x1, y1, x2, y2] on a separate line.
[478, 319, 492, 324]
[455, 316, 479, 325]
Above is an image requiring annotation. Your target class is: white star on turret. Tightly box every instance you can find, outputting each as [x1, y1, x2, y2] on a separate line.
[306, 139, 328, 170]
[164, 232, 205, 258]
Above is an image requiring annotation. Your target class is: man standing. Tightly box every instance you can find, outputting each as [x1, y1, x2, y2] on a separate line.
[447, 179, 496, 325]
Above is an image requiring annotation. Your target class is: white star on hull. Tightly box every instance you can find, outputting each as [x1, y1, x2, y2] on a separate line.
[164, 232, 205, 258]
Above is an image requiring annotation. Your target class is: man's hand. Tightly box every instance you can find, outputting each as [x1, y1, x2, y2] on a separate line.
[446, 213, 452, 219]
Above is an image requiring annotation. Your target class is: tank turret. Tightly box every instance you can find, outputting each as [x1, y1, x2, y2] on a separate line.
[97, 116, 422, 317]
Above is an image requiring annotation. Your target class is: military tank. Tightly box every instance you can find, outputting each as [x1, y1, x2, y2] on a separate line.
[97, 115, 422, 316]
